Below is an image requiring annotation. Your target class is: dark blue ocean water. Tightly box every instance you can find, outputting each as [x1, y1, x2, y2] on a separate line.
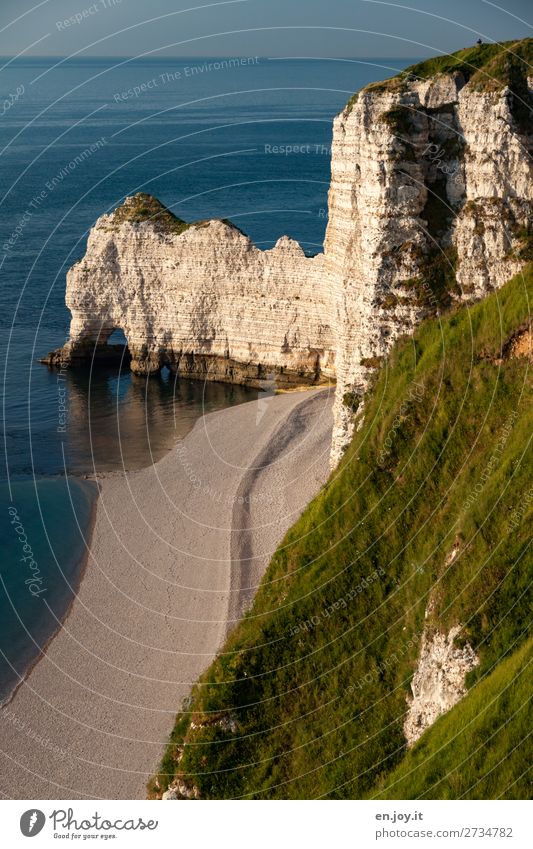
[0, 55, 414, 700]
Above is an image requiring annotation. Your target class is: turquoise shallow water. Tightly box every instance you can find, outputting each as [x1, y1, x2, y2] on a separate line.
[0, 477, 96, 704]
[0, 365, 255, 702]
[0, 54, 415, 701]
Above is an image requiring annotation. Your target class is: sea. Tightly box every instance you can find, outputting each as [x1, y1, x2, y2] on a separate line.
[0, 54, 416, 702]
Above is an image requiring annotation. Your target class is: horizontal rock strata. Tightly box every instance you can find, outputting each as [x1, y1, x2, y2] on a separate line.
[42, 197, 336, 389]
[326, 60, 532, 463]
[43, 42, 532, 463]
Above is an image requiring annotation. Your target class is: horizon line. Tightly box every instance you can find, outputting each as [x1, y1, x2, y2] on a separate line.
[0, 53, 425, 61]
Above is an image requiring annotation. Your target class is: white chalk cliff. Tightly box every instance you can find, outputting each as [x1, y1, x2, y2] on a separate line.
[54, 204, 335, 387]
[45, 41, 532, 465]
[325, 56, 532, 462]
[43, 41, 532, 751]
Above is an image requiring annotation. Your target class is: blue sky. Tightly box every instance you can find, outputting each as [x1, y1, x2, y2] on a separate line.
[0, 0, 530, 58]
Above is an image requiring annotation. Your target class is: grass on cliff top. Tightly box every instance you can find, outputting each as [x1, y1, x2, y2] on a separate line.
[151, 262, 532, 799]
[346, 38, 532, 112]
[371, 635, 532, 800]
[111, 192, 245, 237]
[111, 193, 191, 234]
[403, 38, 532, 87]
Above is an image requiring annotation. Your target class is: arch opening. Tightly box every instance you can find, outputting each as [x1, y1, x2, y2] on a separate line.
[95, 326, 132, 368]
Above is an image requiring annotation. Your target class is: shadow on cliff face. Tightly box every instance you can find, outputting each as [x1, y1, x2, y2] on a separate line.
[40, 325, 133, 371]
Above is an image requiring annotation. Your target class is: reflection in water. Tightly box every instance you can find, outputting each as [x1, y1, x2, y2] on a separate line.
[62, 364, 257, 474]
[59, 368, 257, 473]
[1, 356, 256, 702]
[2, 332, 257, 479]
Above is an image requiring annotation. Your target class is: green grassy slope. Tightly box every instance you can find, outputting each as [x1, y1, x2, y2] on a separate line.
[371, 636, 532, 800]
[345, 38, 532, 112]
[151, 263, 532, 799]
[403, 38, 532, 89]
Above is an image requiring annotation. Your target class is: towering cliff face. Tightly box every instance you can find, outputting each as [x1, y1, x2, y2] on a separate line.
[44, 40, 532, 463]
[325, 43, 532, 462]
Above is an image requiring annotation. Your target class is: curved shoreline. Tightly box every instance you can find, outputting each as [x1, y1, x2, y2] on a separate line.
[0, 389, 333, 799]
[0, 489, 97, 710]
[0, 478, 99, 710]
